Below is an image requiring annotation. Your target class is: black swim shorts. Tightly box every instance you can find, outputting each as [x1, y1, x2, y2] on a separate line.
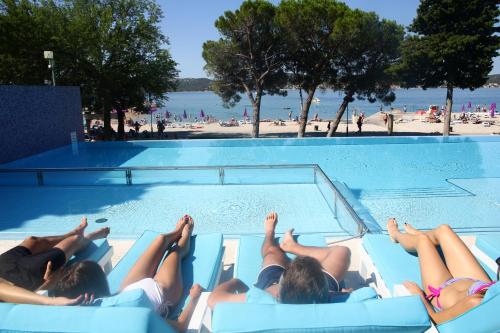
[254, 264, 341, 292]
[0, 246, 66, 291]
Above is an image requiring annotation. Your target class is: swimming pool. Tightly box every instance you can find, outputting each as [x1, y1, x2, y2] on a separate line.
[1, 136, 499, 237]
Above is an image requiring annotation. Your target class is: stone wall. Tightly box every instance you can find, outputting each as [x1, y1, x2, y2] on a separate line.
[0, 86, 83, 164]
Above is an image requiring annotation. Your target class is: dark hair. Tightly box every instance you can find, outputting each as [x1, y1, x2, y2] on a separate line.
[279, 256, 329, 304]
[50, 261, 110, 298]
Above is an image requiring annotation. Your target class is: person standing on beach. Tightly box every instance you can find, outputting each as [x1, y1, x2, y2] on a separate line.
[403, 105, 407, 113]
[288, 111, 292, 121]
[357, 115, 364, 134]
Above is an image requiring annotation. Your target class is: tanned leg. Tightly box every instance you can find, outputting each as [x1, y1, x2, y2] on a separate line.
[404, 223, 490, 282]
[387, 218, 453, 304]
[19, 217, 89, 255]
[120, 216, 186, 290]
[261, 212, 289, 269]
[154, 217, 194, 307]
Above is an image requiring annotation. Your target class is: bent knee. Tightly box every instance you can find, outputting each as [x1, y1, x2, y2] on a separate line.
[437, 224, 453, 234]
[416, 234, 433, 247]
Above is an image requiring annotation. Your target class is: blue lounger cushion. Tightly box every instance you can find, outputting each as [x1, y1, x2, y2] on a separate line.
[97, 289, 153, 309]
[0, 303, 175, 333]
[476, 234, 500, 260]
[236, 234, 326, 286]
[107, 230, 223, 314]
[67, 238, 111, 266]
[362, 234, 421, 290]
[212, 295, 430, 333]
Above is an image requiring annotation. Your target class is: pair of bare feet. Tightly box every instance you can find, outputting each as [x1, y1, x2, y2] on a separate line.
[264, 211, 298, 253]
[387, 217, 422, 243]
[71, 217, 111, 241]
[172, 215, 195, 258]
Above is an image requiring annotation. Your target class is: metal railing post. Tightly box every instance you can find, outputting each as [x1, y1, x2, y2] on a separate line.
[36, 171, 44, 186]
[126, 169, 132, 185]
[219, 168, 225, 185]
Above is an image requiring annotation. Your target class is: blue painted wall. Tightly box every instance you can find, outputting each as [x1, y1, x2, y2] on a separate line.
[0, 86, 84, 164]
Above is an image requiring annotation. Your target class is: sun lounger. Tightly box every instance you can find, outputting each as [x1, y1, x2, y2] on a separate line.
[0, 304, 175, 333]
[210, 234, 431, 333]
[362, 234, 500, 333]
[68, 238, 113, 273]
[472, 234, 500, 277]
[107, 230, 224, 314]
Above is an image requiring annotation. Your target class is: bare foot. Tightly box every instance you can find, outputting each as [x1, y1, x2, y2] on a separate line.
[72, 217, 88, 236]
[177, 221, 194, 257]
[173, 215, 190, 239]
[403, 223, 422, 236]
[280, 228, 296, 253]
[387, 218, 400, 243]
[264, 212, 278, 235]
[85, 227, 110, 241]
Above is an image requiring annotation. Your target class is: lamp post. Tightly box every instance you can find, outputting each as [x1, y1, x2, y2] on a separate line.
[43, 51, 56, 86]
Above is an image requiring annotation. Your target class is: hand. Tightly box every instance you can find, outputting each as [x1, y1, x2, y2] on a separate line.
[38, 261, 62, 290]
[341, 288, 353, 293]
[403, 281, 424, 296]
[49, 294, 84, 306]
[189, 284, 203, 299]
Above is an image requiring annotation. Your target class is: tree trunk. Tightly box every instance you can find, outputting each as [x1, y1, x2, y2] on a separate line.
[103, 101, 112, 141]
[117, 109, 125, 141]
[298, 87, 317, 138]
[326, 93, 352, 137]
[251, 91, 262, 138]
[443, 84, 453, 137]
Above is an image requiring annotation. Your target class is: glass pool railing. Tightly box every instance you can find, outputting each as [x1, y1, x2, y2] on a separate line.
[0, 165, 368, 236]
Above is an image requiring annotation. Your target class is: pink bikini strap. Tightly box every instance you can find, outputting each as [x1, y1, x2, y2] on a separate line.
[426, 285, 442, 310]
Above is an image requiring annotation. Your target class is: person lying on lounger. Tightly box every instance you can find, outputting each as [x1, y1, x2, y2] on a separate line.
[0, 215, 202, 333]
[0, 217, 110, 293]
[387, 218, 496, 325]
[208, 212, 351, 308]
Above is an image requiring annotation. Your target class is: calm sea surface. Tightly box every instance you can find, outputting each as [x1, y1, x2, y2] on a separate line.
[155, 88, 499, 121]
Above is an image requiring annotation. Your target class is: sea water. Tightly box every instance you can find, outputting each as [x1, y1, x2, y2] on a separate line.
[153, 88, 499, 122]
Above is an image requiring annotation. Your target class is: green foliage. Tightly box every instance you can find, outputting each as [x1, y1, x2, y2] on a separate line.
[276, 0, 350, 137]
[331, 10, 404, 102]
[202, 0, 287, 137]
[0, 0, 178, 139]
[397, 0, 499, 89]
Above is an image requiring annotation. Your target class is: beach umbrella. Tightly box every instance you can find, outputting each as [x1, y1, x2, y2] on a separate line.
[200, 109, 205, 118]
[183, 110, 187, 119]
[491, 103, 496, 117]
[243, 108, 248, 118]
[461, 104, 465, 112]
[467, 101, 472, 109]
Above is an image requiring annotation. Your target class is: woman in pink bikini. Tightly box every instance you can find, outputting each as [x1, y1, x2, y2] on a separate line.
[387, 218, 495, 324]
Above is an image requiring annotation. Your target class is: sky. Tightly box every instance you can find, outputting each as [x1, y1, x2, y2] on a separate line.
[159, 0, 500, 78]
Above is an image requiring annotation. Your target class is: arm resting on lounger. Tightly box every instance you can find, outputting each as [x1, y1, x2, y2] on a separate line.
[166, 284, 203, 333]
[404, 281, 482, 325]
[0, 278, 83, 306]
[207, 278, 248, 309]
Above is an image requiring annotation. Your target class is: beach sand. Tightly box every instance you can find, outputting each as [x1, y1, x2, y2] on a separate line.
[108, 111, 500, 139]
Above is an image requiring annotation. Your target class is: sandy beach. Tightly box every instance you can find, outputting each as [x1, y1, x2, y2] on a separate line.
[105, 110, 500, 139]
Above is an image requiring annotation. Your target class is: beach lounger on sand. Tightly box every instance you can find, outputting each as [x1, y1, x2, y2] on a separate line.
[210, 234, 430, 333]
[362, 234, 500, 333]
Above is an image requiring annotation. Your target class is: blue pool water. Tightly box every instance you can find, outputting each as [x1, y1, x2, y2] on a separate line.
[2, 136, 500, 237]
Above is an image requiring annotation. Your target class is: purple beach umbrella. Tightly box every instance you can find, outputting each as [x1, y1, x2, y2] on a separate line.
[200, 109, 205, 118]
[467, 101, 472, 109]
[461, 104, 465, 112]
[243, 108, 248, 118]
[491, 103, 496, 117]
